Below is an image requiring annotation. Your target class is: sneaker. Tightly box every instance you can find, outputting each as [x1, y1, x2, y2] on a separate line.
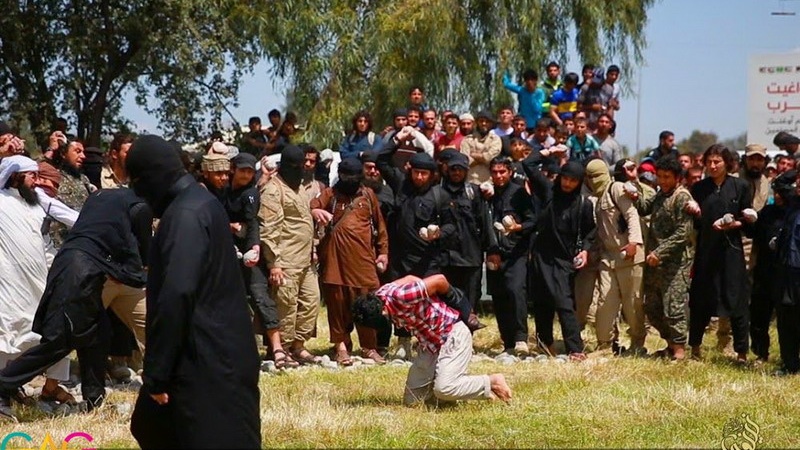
[514, 341, 530, 357]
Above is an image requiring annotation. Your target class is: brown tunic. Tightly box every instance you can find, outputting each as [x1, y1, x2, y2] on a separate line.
[310, 187, 389, 288]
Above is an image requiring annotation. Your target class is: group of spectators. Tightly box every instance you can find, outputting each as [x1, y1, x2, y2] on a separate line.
[2, 60, 800, 424]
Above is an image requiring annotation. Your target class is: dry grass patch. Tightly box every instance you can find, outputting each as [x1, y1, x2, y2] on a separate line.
[1, 311, 799, 448]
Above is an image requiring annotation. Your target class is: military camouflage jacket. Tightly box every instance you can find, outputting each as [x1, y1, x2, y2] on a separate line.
[48, 169, 93, 248]
[638, 185, 694, 264]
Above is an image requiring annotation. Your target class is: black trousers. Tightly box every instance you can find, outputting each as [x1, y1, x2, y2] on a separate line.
[777, 268, 800, 373]
[487, 256, 528, 349]
[530, 258, 583, 354]
[442, 266, 482, 311]
[107, 309, 137, 358]
[750, 276, 777, 360]
[242, 263, 280, 346]
[0, 266, 110, 408]
[688, 306, 749, 354]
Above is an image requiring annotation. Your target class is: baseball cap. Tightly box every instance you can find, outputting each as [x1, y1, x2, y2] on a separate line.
[745, 144, 767, 157]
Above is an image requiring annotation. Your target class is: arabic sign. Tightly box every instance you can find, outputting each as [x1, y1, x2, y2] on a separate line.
[748, 53, 800, 150]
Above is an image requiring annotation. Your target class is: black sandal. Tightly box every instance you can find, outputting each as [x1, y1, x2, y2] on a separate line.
[273, 349, 300, 369]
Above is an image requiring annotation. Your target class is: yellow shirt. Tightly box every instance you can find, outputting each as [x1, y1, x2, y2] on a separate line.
[258, 175, 314, 270]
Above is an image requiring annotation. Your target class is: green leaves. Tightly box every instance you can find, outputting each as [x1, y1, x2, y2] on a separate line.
[257, 0, 655, 148]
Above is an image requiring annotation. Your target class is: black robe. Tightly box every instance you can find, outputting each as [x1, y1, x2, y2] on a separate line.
[690, 175, 754, 316]
[130, 174, 260, 449]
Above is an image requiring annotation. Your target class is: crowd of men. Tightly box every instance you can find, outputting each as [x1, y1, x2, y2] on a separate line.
[1, 61, 800, 443]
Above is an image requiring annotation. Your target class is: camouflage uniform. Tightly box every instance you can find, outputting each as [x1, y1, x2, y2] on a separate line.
[48, 169, 93, 249]
[640, 185, 694, 344]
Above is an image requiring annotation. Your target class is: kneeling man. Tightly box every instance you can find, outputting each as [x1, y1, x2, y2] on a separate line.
[353, 274, 511, 406]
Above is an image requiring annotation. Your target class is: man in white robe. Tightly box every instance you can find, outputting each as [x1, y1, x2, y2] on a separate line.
[0, 156, 72, 413]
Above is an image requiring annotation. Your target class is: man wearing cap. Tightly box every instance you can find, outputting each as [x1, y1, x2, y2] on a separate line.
[259, 145, 321, 366]
[126, 135, 260, 448]
[377, 129, 456, 358]
[461, 110, 502, 185]
[200, 153, 230, 193]
[773, 131, 800, 156]
[310, 158, 389, 365]
[440, 152, 495, 327]
[0, 156, 74, 416]
[458, 113, 475, 137]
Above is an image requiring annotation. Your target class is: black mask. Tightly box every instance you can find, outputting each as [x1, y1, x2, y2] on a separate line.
[335, 174, 363, 196]
[279, 145, 304, 190]
[125, 135, 188, 218]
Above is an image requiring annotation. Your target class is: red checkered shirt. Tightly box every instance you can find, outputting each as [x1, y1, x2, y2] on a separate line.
[375, 281, 461, 353]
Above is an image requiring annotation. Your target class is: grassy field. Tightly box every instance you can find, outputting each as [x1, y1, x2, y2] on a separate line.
[1, 310, 799, 449]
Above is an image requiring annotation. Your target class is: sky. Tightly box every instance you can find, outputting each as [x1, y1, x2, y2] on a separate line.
[121, 0, 800, 153]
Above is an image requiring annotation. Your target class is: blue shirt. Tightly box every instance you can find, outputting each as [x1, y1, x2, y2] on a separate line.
[567, 134, 601, 162]
[550, 88, 580, 121]
[503, 72, 545, 127]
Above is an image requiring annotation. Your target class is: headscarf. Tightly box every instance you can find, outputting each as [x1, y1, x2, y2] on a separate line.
[125, 135, 188, 217]
[37, 161, 62, 197]
[0, 155, 38, 189]
[585, 159, 611, 197]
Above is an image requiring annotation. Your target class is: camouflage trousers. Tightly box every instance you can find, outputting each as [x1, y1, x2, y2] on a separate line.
[643, 261, 690, 345]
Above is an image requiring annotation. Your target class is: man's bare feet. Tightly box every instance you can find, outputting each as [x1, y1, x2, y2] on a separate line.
[669, 343, 685, 361]
[489, 374, 512, 403]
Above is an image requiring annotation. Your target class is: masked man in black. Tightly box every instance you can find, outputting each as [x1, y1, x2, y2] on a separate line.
[126, 135, 260, 449]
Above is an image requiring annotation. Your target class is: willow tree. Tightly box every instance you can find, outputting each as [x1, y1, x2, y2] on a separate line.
[0, 0, 262, 146]
[255, 0, 655, 147]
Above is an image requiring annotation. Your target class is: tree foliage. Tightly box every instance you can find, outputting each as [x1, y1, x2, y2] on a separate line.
[255, 0, 656, 147]
[0, 0, 262, 146]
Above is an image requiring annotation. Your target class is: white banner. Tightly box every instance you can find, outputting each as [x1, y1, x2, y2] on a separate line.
[748, 53, 800, 150]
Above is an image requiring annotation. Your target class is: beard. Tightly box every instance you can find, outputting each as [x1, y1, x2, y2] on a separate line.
[302, 169, 315, 184]
[745, 167, 763, 179]
[61, 161, 82, 179]
[17, 183, 39, 206]
[363, 176, 383, 191]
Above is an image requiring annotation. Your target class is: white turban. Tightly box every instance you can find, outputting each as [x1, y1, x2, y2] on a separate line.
[0, 155, 38, 189]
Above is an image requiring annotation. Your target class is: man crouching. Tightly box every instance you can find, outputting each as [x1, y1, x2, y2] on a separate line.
[353, 274, 512, 406]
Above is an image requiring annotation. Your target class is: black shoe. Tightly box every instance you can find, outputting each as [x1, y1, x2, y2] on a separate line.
[0, 395, 17, 423]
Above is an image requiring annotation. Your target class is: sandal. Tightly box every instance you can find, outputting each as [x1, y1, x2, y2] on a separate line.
[361, 349, 386, 365]
[40, 386, 77, 405]
[292, 349, 321, 365]
[273, 349, 300, 369]
[335, 349, 353, 366]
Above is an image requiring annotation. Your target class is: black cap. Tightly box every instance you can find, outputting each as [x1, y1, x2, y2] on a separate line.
[773, 169, 797, 195]
[409, 153, 437, 171]
[437, 148, 459, 162]
[360, 150, 379, 164]
[476, 110, 495, 122]
[448, 153, 469, 170]
[338, 157, 363, 176]
[232, 153, 257, 170]
[393, 108, 408, 119]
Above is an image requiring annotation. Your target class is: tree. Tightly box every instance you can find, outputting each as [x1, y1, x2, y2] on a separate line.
[0, 0, 262, 147]
[677, 130, 719, 155]
[254, 0, 656, 146]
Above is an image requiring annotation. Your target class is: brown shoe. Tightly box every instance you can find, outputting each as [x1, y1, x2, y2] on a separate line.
[361, 348, 386, 365]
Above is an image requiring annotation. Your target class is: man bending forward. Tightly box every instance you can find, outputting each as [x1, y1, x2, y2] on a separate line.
[353, 274, 511, 406]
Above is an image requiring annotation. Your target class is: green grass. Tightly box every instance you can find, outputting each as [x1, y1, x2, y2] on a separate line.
[1, 311, 799, 448]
